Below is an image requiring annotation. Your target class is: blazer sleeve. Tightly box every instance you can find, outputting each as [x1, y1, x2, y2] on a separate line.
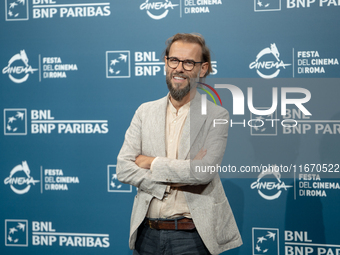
[116, 105, 167, 200]
[151, 108, 229, 185]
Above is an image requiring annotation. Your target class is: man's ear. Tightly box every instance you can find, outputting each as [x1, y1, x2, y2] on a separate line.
[200, 62, 209, 78]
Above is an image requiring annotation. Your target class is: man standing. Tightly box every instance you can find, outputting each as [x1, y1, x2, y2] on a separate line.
[117, 33, 242, 255]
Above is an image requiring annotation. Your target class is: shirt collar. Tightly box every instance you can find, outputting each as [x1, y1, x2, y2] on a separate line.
[168, 96, 190, 115]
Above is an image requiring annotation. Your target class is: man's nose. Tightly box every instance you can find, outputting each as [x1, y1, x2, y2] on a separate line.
[175, 61, 185, 72]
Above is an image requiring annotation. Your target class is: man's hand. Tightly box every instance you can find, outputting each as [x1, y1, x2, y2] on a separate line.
[171, 148, 207, 188]
[135, 155, 155, 169]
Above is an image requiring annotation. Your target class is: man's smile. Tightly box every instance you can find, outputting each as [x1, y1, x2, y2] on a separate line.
[172, 73, 189, 85]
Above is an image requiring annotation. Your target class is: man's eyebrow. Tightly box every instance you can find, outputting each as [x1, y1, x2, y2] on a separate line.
[169, 56, 196, 62]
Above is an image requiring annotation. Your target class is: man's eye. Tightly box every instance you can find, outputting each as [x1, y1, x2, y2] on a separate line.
[184, 61, 194, 66]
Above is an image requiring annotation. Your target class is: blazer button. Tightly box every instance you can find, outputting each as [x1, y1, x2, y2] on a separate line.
[145, 200, 148, 205]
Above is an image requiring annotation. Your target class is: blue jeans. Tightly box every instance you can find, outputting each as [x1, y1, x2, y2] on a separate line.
[133, 221, 211, 255]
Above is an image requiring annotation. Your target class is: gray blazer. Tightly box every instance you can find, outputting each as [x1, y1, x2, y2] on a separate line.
[117, 91, 242, 255]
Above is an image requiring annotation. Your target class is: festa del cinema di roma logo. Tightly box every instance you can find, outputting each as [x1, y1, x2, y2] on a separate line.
[250, 166, 292, 200]
[4, 161, 40, 195]
[2, 50, 38, 83]
[140, 0, 179, 20]
[249, 43, 291, 79]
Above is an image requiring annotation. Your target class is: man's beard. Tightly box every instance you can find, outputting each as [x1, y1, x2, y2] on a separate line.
[166, 73, 194, 101]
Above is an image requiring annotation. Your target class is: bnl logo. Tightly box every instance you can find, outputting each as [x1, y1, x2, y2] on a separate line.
[252, 228, 279, 255]
[5, 0, 29, 21]
[254, 0, 281, 11]
[251, 109, 278, 136]
[5, 220, 28, 246]
[106, 51, 130, 78]
[107, 165, 132, 192]
[4, 109, 27, 135]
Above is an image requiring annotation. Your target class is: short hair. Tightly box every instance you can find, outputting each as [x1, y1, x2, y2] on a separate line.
[164, 33, 212, 77]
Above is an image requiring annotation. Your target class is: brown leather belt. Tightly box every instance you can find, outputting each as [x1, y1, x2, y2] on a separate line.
[146, 217, 195, 230]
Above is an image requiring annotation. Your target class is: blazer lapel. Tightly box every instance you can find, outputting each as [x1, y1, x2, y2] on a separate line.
[149, 95, 168, 158]
[178, 91, 207, 159]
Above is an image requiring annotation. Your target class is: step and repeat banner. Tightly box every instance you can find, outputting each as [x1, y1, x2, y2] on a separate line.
[1, 0, 340, 254]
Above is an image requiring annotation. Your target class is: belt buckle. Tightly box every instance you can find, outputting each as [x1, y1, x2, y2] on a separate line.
[148, 219, 156, 229]
[148, 220, 153, 229]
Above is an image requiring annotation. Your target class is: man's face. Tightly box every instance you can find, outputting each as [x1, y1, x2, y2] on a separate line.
[165, 41, 207, 101]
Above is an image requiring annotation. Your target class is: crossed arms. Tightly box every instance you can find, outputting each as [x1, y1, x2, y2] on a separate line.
[116, 101, 229, 199]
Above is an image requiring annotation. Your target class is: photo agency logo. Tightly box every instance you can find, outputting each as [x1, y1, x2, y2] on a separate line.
[198, 82, 223, 115]
[200, 80, 340, 136]
[4, 109, 27, 135]
[254, 0, 281, 12]
[249, 43, 291, 79]
[252, 228, 279, 255]
[5, 220, 28, 246]
[201, 85, 311, 116]
[140, 0, 179, 20]
[5, 0, 29, 21]
[4, 161, 40, 195]
[2, 50, 38, 83]
[106, 51, 130, 78]
[200, 83, 312, 132]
